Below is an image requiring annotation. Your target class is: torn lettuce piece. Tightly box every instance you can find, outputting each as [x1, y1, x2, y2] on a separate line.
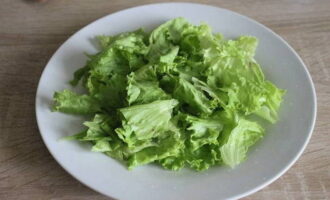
[86, 73, 127, 109]
[116, 99, 179, 142]
[186, 144, 222, 171]
[186, 115, 223, 151]
[128, 129, 185, 169]
[97, 29, 148, 49]
[173, 77, 214, 115]
[219, 114, 264, 168]
[126, 69, 169, 105]
[52, 89, 100, 114]
[254, 81, 286, 123]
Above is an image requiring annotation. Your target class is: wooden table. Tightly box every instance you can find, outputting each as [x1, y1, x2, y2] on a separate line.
[1, 0, 329, 199]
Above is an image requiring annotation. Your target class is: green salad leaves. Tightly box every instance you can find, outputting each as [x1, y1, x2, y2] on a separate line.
[52, 18, 285, 171]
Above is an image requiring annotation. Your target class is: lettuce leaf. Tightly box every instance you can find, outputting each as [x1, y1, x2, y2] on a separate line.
[186, 115, 223, 151]
[173, 77, 214, 115]
[126, 66, 169, 105]
[115, 99, 179, 152]
[220, 117, 264, 167]
[52, 89, 100, 114]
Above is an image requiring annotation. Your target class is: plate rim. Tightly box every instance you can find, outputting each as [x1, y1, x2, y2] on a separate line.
[35, 2, 317, 200]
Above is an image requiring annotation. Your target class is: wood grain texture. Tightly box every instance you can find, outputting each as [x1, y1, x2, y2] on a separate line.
[0, 0, 329, 199]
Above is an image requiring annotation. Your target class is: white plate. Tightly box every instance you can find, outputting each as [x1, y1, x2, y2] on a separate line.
[36, 3, 316, 200]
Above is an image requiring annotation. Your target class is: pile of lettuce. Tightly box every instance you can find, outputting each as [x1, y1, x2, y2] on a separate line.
[52, 18, 285, 171]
